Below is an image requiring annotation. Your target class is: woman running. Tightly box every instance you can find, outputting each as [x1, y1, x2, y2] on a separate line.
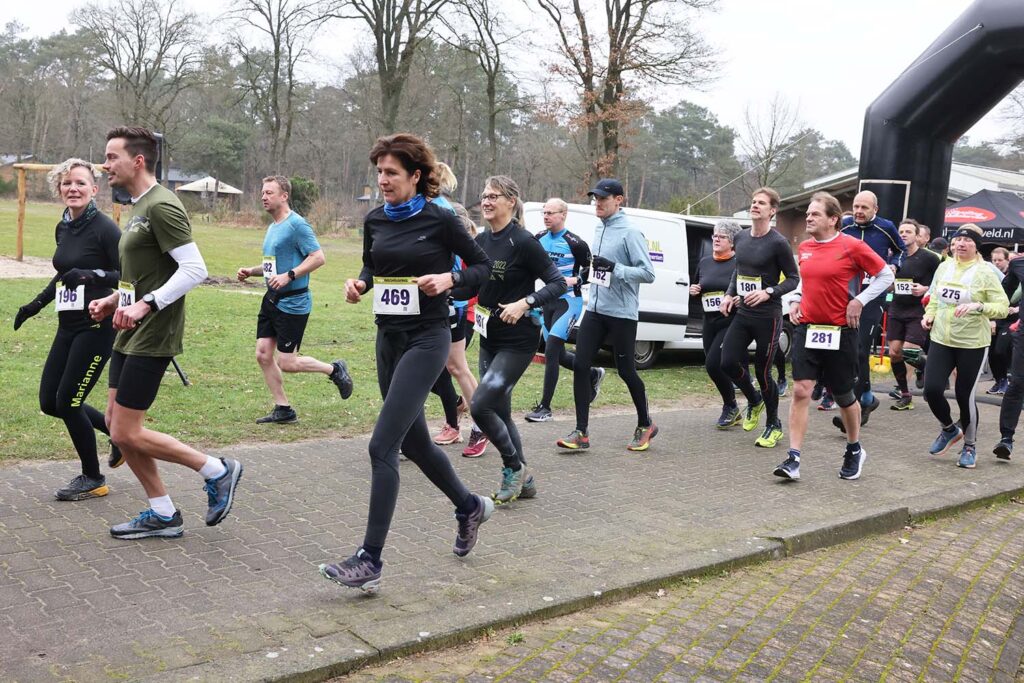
[461, 175, 566, 504]
[320, 133, 493, 593]
[690, 220, 743, 428]
[13, 159, 122, 501]
[921, 224, 1008, 468]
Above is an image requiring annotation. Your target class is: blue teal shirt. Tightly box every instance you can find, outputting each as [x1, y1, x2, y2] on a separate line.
[535, 227, 591, 300]
[262, 211, 321, 314]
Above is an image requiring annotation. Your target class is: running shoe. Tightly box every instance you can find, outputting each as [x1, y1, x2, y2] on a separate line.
[777, 377, 788, 397]
[55, 474, 109, 501]
[890, 395, 914, 411]
[994, 438, 1013, 461]
[454, 494, 494, 557]
[986, 380, 1005, 395]
[999, 378, 1009, 394]
[519, 474, 537, 499]
[817, 395, 836, 411]
[957, 444, 977, 469]
[627, 424, 659, 451]
[319, 549, 383, 594]
[432, 423, 462, 445]
[915, 371, 925, 390]
[929, 425, 963, 456]
[590, 367, 606, 402]
[742, 400, 765, 431]
[462, 428, 489, 457]
[493, 466, 527, 505]
[525, 403, 553, 422]
[108, 440, 124, 469]
[110, 509, 184, 540]
[839, 447, 867, 480]
[256, 405, 298, 424]
[887, 386, 903, 400]
[773, 453, 800, 480]
[204, 458, 243, 526]
[811, 383, 824, 401]
[329, 360, 354, 399]
[716, 405, 741, 430]
[755, 421, 784, 448]
[556, 429, 590, 450]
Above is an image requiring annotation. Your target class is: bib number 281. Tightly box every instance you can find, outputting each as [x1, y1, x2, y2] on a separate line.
[805, 325, 840, 351]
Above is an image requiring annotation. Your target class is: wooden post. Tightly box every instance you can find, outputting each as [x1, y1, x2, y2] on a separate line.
[15, 167, 26, 261]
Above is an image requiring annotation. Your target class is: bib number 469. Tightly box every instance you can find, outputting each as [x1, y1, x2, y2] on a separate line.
[380, 288, 411, 307]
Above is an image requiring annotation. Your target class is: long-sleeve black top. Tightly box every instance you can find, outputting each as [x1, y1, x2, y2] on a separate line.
[726, 228, 799, 319]
[695, 253, 736, 322]
[358, 201, 491, 331]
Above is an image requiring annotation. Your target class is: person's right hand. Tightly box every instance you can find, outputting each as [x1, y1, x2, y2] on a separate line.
[89, 294, 117, 322]
[13, 301, 43, 330]
[689, 284, 701, 297]
[345, 279, 366, 304]
[921, 315, 934, 331]
[236, 267, 250, 282]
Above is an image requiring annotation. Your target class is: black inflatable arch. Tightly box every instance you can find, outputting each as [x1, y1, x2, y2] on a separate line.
[859, 0, 1024, 233]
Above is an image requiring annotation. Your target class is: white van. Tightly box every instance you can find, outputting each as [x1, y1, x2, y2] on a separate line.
[522, 202, 795, 368]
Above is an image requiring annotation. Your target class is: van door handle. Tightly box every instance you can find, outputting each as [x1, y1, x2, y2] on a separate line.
[675, 278, 688, 285]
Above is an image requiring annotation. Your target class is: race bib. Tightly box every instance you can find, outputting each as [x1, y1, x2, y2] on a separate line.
[937, 283, 969, 306]
[262, 255, 277, 280]
[805, 324, 841, 351]
[701, 291, 725, 313]
[55, 284, 84, 312]
[737, 275, 761, 295]
[894, 279, 914, 296]
[372, 277, 419, 315]
[117, 281, 135, 308]
[473, 304, 491, 338]
[591, 268, 611, 288]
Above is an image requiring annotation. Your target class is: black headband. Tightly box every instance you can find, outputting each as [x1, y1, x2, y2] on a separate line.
[950, 228, 983, 250]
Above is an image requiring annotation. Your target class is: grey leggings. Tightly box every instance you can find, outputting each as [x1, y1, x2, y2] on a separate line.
[472, 345, 534, 469]
[364, 322, 472, 550]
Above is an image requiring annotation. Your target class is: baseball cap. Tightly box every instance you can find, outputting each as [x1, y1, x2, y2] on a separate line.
[587, 178, 624, 198]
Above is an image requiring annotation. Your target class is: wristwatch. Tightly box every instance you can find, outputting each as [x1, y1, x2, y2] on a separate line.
[92, 269, 106, 279]
[287, 269, 297, 281]
[526, 294, 537, 307]
[142, 293, 159, 312]
[765, 287, 775, 297]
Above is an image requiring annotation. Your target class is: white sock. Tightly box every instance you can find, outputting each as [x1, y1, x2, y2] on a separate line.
[149, 495, 176, 518]
[199, 456, 227, 480]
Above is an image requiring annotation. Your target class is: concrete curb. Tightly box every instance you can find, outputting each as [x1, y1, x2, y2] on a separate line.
[765, 505, 910, 557]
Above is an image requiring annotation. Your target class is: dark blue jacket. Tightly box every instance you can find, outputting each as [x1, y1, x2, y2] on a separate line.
[841, 215, 906, 266]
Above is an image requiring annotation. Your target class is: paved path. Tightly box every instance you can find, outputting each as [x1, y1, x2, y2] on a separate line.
[1, 397, 1023, 681]
[345, 498, 1024, 682]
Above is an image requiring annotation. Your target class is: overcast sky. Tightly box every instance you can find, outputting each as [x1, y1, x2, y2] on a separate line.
[4, 0, 1010, 158]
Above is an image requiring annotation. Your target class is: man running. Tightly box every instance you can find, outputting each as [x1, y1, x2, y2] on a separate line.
[993, 250, 1024, 460]
[89, 126, 242, 539]
[774, 192, 893, 481]
[838, 190, 905, 429]
[525, 197, 601, 423]
[986, 247, 1012, 395]
[719, 187, 799, 448]
[886, 218, 939, 410]
[237, 175, 353, 424]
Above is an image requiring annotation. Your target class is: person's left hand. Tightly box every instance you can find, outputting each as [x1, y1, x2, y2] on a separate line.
[743, 289, 770, 307]
[112, 300, 150, 330]
[591, 255, 615, 271]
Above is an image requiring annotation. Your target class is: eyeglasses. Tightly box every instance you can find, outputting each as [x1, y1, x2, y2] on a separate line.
[712, 234, 731, 240]
[480, 193, 506, 202]
[542, 211, 565, 216]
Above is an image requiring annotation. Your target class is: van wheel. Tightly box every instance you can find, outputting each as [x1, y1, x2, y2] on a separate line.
[779, 319, 794, 360]
[634, 340, 662, 370]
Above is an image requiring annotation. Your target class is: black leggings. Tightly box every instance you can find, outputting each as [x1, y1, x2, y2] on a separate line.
[855, 297, 885, 398]
[431, 369, 460, 427]
[472, 345, 534, 469]
[365, 323, 473, 551]
[572, 312, 650, 433]
[923, 341, 987, 446]
[39, 324, 115, 479]
[999, 327, 1024, 440]
[540, 337, 575, 407]
[702, 315, 736, 407]
[720, 313, 781, 422]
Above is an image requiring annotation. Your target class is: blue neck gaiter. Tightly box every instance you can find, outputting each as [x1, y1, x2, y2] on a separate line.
[384, 193, 426, 222]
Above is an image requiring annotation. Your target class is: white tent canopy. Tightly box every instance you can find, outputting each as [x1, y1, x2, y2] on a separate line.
[175, 176, 243, 195]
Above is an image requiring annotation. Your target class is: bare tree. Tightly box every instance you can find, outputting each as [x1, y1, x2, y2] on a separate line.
[739, 93, 801, 192]
[324, 0, 452, 134]
[228, 0, 321, 170]
[535, 0, 717, 179]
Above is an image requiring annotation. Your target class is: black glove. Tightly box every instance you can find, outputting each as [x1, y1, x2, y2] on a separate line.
[14, 300, 44, 331]
[591, 255, 615, 272]
[60, 268, 96, 287]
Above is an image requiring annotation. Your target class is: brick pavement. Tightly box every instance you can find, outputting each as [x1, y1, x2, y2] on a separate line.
[345, 498, 1024, 682]
[1, 399, 1023, 681]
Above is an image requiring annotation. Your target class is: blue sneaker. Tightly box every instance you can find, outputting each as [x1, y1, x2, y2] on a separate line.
[957, 444, 977, 469]
[929, 425, 963, 456]
[716, 404, 742, 430]
[110, 509, 184, 539]
[204, 458, 243, 526]
[839, 447, 867, 480]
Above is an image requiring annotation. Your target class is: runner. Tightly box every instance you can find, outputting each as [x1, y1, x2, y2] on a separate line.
[994, 250, 1024, 460]
[14, 158, 121, 500]
[774, 191, 893, 481]
[321, 133, 493, 593]
[986, 247, 1012, 395]
[690, 220, 742, 428]
[525, 197, 600, 423]
[237, 175, 352, 424]
[719, 187, 799, 448]
[460, 176, 566, 503]
[921, 224, 1008, 469]
[886, 218, 940, 411]
[88, 126, 242, 539]
[556, 178, 657, 452]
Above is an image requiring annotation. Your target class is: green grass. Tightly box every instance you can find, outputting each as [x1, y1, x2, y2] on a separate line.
[0, 199, 714, 463]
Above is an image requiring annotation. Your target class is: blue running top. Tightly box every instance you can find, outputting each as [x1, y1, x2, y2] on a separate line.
[534, 227, 592, 299]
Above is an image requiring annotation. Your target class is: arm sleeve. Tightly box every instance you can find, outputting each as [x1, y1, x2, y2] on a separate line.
[294, 218, 321, 257]
[852, 243, 890, 304]
[357, 219, 375, 291]
[96, 220, 122, 287]
[886, 222, 907, 260]
[977, 269, 1010, 320]
[772, 242, 799, 297]
[33, 273, 61, 307]
[527, 238, 568, 307]
[569, 233, 592, 285]
[613, 230, 655, 284]
[1002, 260, 1024, 298]
[445, 212, 491, 292]
[857, 265, 894, 304]
[149, 242, 208, 309]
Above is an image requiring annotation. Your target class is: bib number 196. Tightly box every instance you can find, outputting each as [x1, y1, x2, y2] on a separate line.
[55, 284, 84, 312]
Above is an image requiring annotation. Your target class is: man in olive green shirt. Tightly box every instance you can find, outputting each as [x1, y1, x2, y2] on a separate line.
[89, 126, 243, 539]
